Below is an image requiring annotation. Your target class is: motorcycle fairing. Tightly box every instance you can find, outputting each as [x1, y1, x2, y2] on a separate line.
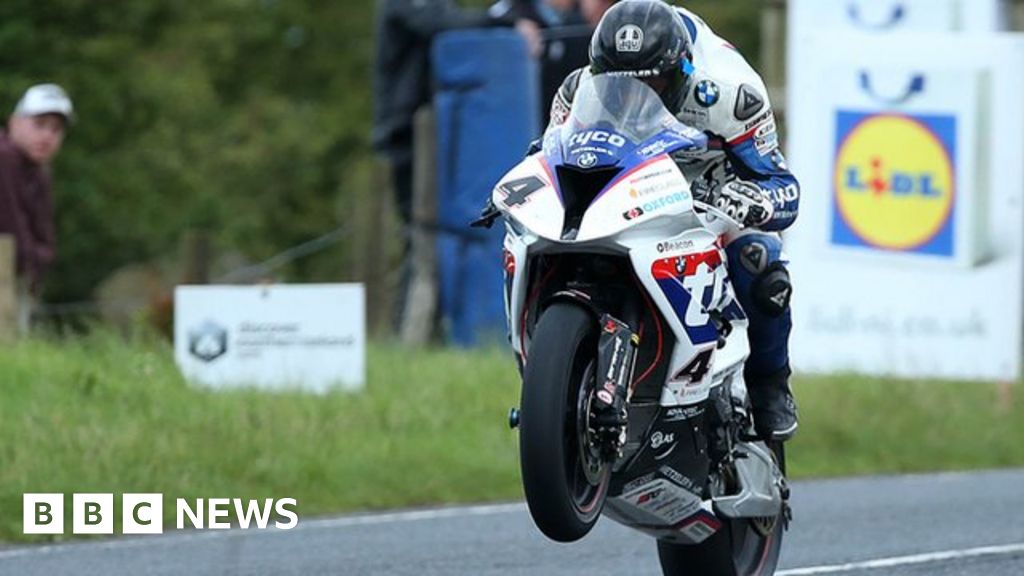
[603, 414, 721, 545]
[494, 124, 702, 246]
[574, 156, 694, 242]
[559, 126, 638, 171]
[627, 229, 744, 406]
[502, 228, 533, 359]
[492, 155, 562, 240]
[651, 249, 725, 347]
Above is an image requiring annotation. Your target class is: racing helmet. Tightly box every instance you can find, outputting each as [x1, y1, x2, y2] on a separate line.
[588, 0, 693, 113]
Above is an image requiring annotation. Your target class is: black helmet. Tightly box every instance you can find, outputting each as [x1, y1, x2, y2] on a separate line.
[589, 0, 692, 113]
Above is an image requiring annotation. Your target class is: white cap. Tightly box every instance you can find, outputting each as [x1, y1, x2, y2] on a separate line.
[13, 83, 75, 125]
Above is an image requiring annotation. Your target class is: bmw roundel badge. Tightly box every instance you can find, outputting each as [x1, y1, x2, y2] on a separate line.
[695, 80, 720, 108]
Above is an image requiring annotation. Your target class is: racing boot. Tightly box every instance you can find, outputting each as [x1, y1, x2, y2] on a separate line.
[746, 364, 798, 442]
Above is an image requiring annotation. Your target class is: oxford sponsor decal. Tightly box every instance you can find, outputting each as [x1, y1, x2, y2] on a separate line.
[623, 192, 690, 220]
[832, 112, 956, 256]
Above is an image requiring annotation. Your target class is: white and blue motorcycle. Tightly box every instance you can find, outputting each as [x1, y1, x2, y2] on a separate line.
[478, 74, 790, 576]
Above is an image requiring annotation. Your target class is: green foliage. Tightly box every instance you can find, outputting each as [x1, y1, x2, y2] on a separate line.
[1, 0, 377, 303]
[0, 0, 761, 308]
[682, 0, 762, 61]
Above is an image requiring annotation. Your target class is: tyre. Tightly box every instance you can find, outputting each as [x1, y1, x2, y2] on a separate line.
[519, 302, 611, 543]
[657, 443, 787, 576]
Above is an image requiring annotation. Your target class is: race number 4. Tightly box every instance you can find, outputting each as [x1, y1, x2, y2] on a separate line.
[673, 349, 713, 383]
[498, 176, 545, 207]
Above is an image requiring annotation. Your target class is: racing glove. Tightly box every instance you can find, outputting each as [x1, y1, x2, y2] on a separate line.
[712, 180, 775, 228]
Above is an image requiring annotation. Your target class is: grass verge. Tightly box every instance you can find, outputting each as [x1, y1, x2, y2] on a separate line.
[1, 332, 1022, 542]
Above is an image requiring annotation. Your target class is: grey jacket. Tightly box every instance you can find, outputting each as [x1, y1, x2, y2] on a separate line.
[372, 0, 514, 162]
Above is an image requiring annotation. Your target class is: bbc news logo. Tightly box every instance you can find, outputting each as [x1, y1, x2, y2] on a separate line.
[23, 494, 298, 535]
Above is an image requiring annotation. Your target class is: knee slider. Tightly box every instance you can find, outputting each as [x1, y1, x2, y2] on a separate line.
[752, 262, 792, 317]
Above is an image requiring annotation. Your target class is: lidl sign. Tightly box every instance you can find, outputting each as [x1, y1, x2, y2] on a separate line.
[831, 112, 957, 256]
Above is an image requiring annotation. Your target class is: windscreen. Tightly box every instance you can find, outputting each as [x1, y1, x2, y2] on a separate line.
[561, 74, 682, 147]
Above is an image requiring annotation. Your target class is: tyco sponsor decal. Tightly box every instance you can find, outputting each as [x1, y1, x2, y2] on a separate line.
[832, 112, 956, 256]
[567, 129, 627, 148]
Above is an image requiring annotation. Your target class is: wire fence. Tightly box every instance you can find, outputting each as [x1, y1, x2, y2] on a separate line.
[31, 212, 488, 321]
[34, 225, 356, 319]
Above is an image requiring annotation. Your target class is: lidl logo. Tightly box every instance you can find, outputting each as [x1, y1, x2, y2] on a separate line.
[832, 112, 956, 256]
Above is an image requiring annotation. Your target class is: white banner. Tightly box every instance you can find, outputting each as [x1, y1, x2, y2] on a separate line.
[787, 0, 1006, 37]
[174, 284, 366, 392]
[784, 33, 1024, 380]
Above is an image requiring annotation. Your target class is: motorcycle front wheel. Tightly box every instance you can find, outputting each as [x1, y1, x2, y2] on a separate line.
[519, 302, 611, 543]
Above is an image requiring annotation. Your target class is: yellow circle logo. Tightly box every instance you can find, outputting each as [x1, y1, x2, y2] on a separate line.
[834, 114, 955, 252]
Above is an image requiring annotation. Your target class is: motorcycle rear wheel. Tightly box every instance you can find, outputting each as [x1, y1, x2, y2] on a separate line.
[519, 303, 611, 543]
[656, 443, 787, 576]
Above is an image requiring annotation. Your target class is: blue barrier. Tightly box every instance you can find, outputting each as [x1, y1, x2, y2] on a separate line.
[432, 29, 540, 346]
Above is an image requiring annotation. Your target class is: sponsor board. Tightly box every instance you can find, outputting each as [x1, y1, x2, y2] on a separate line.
[175, 284, 365, 392]
[785, 30, 1023, 380]
[832, 112, 956, 256]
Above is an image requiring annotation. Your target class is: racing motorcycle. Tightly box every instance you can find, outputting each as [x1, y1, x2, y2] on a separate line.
[475, 74, 790, 575]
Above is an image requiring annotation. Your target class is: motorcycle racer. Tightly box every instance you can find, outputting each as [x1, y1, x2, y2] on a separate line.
[548, 0, 799, 440]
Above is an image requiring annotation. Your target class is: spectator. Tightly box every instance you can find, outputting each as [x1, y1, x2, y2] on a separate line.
[372, 0, 539, 227]
[490, 0, 582, 27]
[371, 0, 534, 330]
[0, 83, 73, 334]
[491, 1, 618, 125]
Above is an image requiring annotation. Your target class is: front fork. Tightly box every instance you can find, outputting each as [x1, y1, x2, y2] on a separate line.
[591, 314, 639, 460]
[544, 286, 642, 462]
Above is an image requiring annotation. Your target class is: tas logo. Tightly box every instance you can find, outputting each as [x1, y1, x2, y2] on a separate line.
[615, 25, 644, 53]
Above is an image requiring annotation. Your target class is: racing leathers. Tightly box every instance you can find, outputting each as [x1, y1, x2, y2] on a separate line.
[548, 8, 800, 440]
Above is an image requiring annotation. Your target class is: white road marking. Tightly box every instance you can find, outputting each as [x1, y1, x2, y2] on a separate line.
[1, 499, 1021, 576]
[777, 543, 1024, 575]
[0, 502, 526, 559]
[294, 502, 526, 529]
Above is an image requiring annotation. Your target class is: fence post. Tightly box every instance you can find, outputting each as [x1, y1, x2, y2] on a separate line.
[0, 235, 16, 341]
[400, 106, 439, 346]
[181, 230, 211, 285]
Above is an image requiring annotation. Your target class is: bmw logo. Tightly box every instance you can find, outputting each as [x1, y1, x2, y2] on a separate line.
[695, 80, 720, 108]
[578, 152, 598, 168]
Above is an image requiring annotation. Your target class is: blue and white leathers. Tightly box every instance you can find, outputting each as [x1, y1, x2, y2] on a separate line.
[674, 6, 797, 381]
[547, 8, 799, 383]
